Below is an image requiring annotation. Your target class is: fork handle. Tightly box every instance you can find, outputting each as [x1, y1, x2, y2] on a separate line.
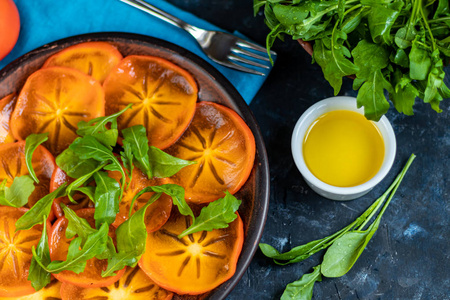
[120, 0, 204, 38]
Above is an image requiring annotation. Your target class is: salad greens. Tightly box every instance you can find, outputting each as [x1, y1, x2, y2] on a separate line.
[24, 133, 49, 183]
[260, 154, 416, 299]
[254, 0, 450, 120]
[3, 107, 243, 291]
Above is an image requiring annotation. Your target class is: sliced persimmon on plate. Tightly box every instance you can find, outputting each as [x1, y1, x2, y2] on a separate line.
[49, 208, 125, 288]
[50, 167, 94, 218]
[103, 55, 198, 149]
[166, 102, 255, 203]
[0, 280, 62, 300]
[10, 66, 105, 155]
[0, 93, 16, 144]
[0, 207, 47, 297]
[42, 42, 123, 83]
[139, 209, 244, 295]
[60, 267, 173, 300]
[0, 141, 55, 208]
[108, 166, 172, 230]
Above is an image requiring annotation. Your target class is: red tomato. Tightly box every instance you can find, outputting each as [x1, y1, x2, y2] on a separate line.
[0, 0, 20, 60]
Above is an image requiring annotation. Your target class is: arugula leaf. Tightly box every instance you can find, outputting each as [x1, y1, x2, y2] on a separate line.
[102, 193, 162, 277]
[178, 192, 241, 238]
[389, 69, 418, 116]
[409, 35, 432, 81]
[15, 184, 67, 231]
[24, 133, 49, 183]
[61, 204, 96, 241]
[69, 136, 126, 196]
[93, 171, 121, 228]
[365, 0, 403, 45]
[28, 215, 51, 291]
[66, 162, 107, 203]
[121, 125, 151, 178]
[56, 148, 100, 179]
[77, 104, 132, 148]
[120, 138, 134, 182]
[73, 186, 96, 202]
[148, 146, 196, 178]
[321, 224, 379, 277]
[313, 26, 359, 95]
[134, 184, 194, 219]
[41, 222, 109, 274]
[357, 70, 392, 121]
[281, 265, 322, 300]
[0, 176, 35, 208]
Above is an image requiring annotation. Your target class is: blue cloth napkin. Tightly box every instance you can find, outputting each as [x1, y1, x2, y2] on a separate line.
[1, 0, 274, 104]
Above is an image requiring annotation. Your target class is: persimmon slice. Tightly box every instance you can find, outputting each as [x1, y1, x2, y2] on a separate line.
[42, 42, 123, 83]
[60, 267, 173, 300]
[107, 167, 172, 231]
[10, 67, 105, 155]
[0, 280, 62, 300]
[49, 208, 125, 288]
[166, 102, 255, 203]
[0, 141, 55, 208]
[50, 167, 94, 218]
[139, 210, 244, 295]
[0, 93, 16, 144]
[103, 55, 198, 149]
[0, 207, 45, 297]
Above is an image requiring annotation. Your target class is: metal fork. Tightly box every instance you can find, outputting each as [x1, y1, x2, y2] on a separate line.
[119, 0, 275, 76]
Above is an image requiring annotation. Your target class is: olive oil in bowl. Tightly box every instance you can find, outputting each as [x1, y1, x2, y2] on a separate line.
[303, 110, 385, 187]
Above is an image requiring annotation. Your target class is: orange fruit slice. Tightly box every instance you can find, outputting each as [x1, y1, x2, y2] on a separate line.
[60, 267, 173, 300]
[50, 167, 94, 219]
[107, 167, 172, 231]
[0, 280, 62, 300]
[0, 141, 55, 208]
[103, 55, 198, 149]
[0, 207, 47, 297]
[139, 209, 244, 295]
[0, 93, 16, 144]
[165, 102, 255, 203]
[10, 66, 105, 155]
[42, 42, 123, 83]
[49, 208, 125, 288]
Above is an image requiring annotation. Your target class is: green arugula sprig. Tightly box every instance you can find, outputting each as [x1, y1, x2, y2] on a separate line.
[255, 0, 450, 120]
[260, 154, 416, 299]
[24, 133, 49, 183]
[28, 215, 51, 291]
[0, 176, 35, 208]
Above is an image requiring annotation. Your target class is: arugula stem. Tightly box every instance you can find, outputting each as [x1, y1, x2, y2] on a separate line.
[343, 4, 362, 17]
[370, 154, 416, 221]
[428, 17, 450, 24]
[420, 4, 436, 50]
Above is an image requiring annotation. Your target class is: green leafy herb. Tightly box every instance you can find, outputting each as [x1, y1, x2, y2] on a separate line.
[102, 193, 162, 277]
[178, 191, 241, 238]
[148, 146, 196, 178]
[77, 104, 132, 148]
[61, 204, 96, 241]
[120, 138, 134, 183]
[93, 171, 121, 228]
[56, 148, 100, 179]
[260, 154, 416, 299]
[122, 125, 152, 178]
[33, 222, 109, 274]
[256, 0, 450, 120]
[132, 184, 194, 219]
[281, 265, 322, 300]
[69, 136, 126, 197]
[24, 133, 49, 183]
[15, 184, 67, 231]
[66, 162, 107, 203]
[0, 175, 35, 208]
[28, 215, 51, 291]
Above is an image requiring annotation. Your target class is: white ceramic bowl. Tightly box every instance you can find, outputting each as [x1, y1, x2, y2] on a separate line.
[291, 96, 396, 201]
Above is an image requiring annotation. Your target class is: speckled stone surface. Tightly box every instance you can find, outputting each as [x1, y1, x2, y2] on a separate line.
[168, 1, 449, 299]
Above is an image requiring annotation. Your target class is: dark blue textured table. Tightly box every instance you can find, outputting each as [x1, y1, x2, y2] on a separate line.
[168, 1, 450, 299]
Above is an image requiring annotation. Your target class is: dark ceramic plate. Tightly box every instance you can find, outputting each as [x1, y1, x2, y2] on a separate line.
[0, 32, 270, 299]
